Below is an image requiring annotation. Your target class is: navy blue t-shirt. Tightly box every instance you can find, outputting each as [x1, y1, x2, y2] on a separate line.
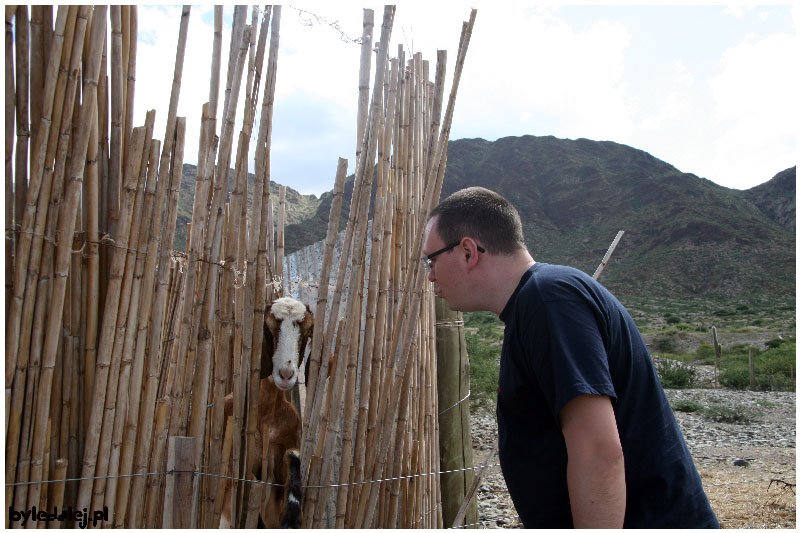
[497, 263, 718, 528]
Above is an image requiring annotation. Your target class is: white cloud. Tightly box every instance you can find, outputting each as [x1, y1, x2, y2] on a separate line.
[707, 32, 799, 187]
[638, 61, 692, 132]
[128, 4, 797, 194]
[452, 6, 635, 143]
[722, 5, 753, 19]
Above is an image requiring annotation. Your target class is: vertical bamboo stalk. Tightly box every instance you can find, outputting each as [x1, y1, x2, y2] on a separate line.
[355, 11, 476, 527]
[107, 121, 158, 527]
[46, 459, 68, 528]
[5, 6, 15, 318]
[76, 116, 142, 513]
[209, 6, 223, 120]
[144, 399, 169, 528]
[301, 158, 347, 458]
[356, 8, 374, 159]
[130, 125, 188, 525]
[4, 4, 70, 419]
[5, 8, 83, 514]
[29, 6, 46, 145]
[126, 6, 189, 518]
[123, 6, 136, 167]
[276, 185, 286, 291]
[108, 6, 123, 222]
[14, 6, 29, 234]
[28, 5, 107, 515]
[83, 96, 100, 437]
[350, 60, 399, 523]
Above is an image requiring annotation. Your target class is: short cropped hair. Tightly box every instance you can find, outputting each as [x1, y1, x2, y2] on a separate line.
[429, 187, 526, 255]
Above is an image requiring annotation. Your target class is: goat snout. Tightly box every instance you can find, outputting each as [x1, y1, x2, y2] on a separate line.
[279, 366, 295, 381]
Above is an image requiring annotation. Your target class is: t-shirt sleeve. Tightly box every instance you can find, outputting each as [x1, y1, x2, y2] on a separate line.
[522, 298, 618, 420]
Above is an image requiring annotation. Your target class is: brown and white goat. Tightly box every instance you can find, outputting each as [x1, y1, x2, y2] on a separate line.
[220, 297, 312, 528]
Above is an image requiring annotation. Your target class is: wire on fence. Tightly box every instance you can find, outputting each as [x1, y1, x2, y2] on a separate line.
[439, 391, 470, 415]
[287, 5, 363, 44]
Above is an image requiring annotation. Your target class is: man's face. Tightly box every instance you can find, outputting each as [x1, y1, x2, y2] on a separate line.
[422, 216, 464, 310]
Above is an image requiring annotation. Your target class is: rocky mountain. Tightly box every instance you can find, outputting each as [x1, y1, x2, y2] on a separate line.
[173, 164, 322, 252]
[279, 135, 795, 301]
[743, 166, 796, 234]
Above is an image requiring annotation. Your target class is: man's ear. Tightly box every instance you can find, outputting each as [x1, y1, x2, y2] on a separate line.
[462, 238, 481, 267]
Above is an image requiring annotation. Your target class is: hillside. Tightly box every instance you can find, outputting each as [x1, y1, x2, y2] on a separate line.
[173, 164, 322, 251]
[280, 135, 795, 301]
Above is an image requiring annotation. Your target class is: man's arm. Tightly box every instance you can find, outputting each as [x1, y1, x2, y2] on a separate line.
[559, 394, 626, 528]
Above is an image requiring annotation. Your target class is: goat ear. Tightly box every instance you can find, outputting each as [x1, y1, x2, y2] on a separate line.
[298, 308, 313, 368]
[261, 310, 277, 379]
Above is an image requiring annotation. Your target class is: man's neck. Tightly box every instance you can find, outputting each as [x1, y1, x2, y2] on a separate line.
[484, 252, 536, 315]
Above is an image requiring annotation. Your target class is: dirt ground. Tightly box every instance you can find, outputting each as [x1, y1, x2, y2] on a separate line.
[697, 446, 796, 529]
[471, 396, 796, 529]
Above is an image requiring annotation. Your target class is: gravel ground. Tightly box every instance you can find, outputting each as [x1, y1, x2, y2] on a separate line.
[469, 389, 796, 529]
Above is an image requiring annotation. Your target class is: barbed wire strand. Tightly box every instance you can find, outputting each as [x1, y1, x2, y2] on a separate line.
[7, 227, 430, 296]
[5, 466, 794, 528]
[439, 391, 470, 415]
[287, 5, 363, 44]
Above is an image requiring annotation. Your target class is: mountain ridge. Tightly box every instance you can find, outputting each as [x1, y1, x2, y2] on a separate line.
[282, 135, 795, 301]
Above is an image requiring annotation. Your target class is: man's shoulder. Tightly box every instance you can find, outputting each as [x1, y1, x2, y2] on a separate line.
[523, 263, 595, 297]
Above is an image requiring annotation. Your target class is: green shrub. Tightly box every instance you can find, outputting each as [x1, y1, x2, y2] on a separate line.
[719, 341, 796, 392]
[666, 315, 680, 324]
[671, 399, 703, 413]
[695, 344, 716, 365]
[653, 335, 676, 353]
[655, 358, 696, 389]
[465, 333, 500, 408]
[702, 405, 753, 424]
[765, 338, 785, 349]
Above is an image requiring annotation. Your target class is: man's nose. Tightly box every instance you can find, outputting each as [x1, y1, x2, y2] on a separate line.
[427, 268, 435, 283]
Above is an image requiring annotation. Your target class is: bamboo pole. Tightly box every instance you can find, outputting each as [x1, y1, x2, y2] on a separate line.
[5, 8, 83, 514]
[91, 110, 150, 514]
[4, 4, 70, 423]
[130, 119, 189, 526]
[127, 5, 190, 515]
[356, 8, 374, 161]
[209, 6, 223, 120]
[76, 113, 142, 514]
[83, 93, 100, 432]
[46, 459, 68, 528]
[5, 6, 15, 320]
[593, 230, 625, 279]
[306, 8, 396, 527]
[104, 114, 156, 523]
[355, 11, 476, 528]
[349, 60, 399, 522]
[107, 6, 123, 222]
[23, 44, 89, 508]
[123, 6, 137, 169]
[144, 399, 170, 528]
[238, 15, 283, 488]
[301, 157, 347, 458]
[28, 5, 107, 516]
[14, 6, 29, 237]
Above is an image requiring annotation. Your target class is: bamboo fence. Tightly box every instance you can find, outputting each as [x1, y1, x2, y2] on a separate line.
[5, 5, 476, 529]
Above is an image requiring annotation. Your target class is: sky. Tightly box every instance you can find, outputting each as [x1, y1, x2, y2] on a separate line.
[133, 3, 799, 197]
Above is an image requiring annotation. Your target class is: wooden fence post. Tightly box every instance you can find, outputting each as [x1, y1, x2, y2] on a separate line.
[435, 297, 477, 528]
[163, 436, 197, 529]
[712, 327, 722, 389]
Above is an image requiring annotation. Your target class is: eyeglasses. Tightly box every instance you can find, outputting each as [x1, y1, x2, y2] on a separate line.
[421, 241, 485, 272]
